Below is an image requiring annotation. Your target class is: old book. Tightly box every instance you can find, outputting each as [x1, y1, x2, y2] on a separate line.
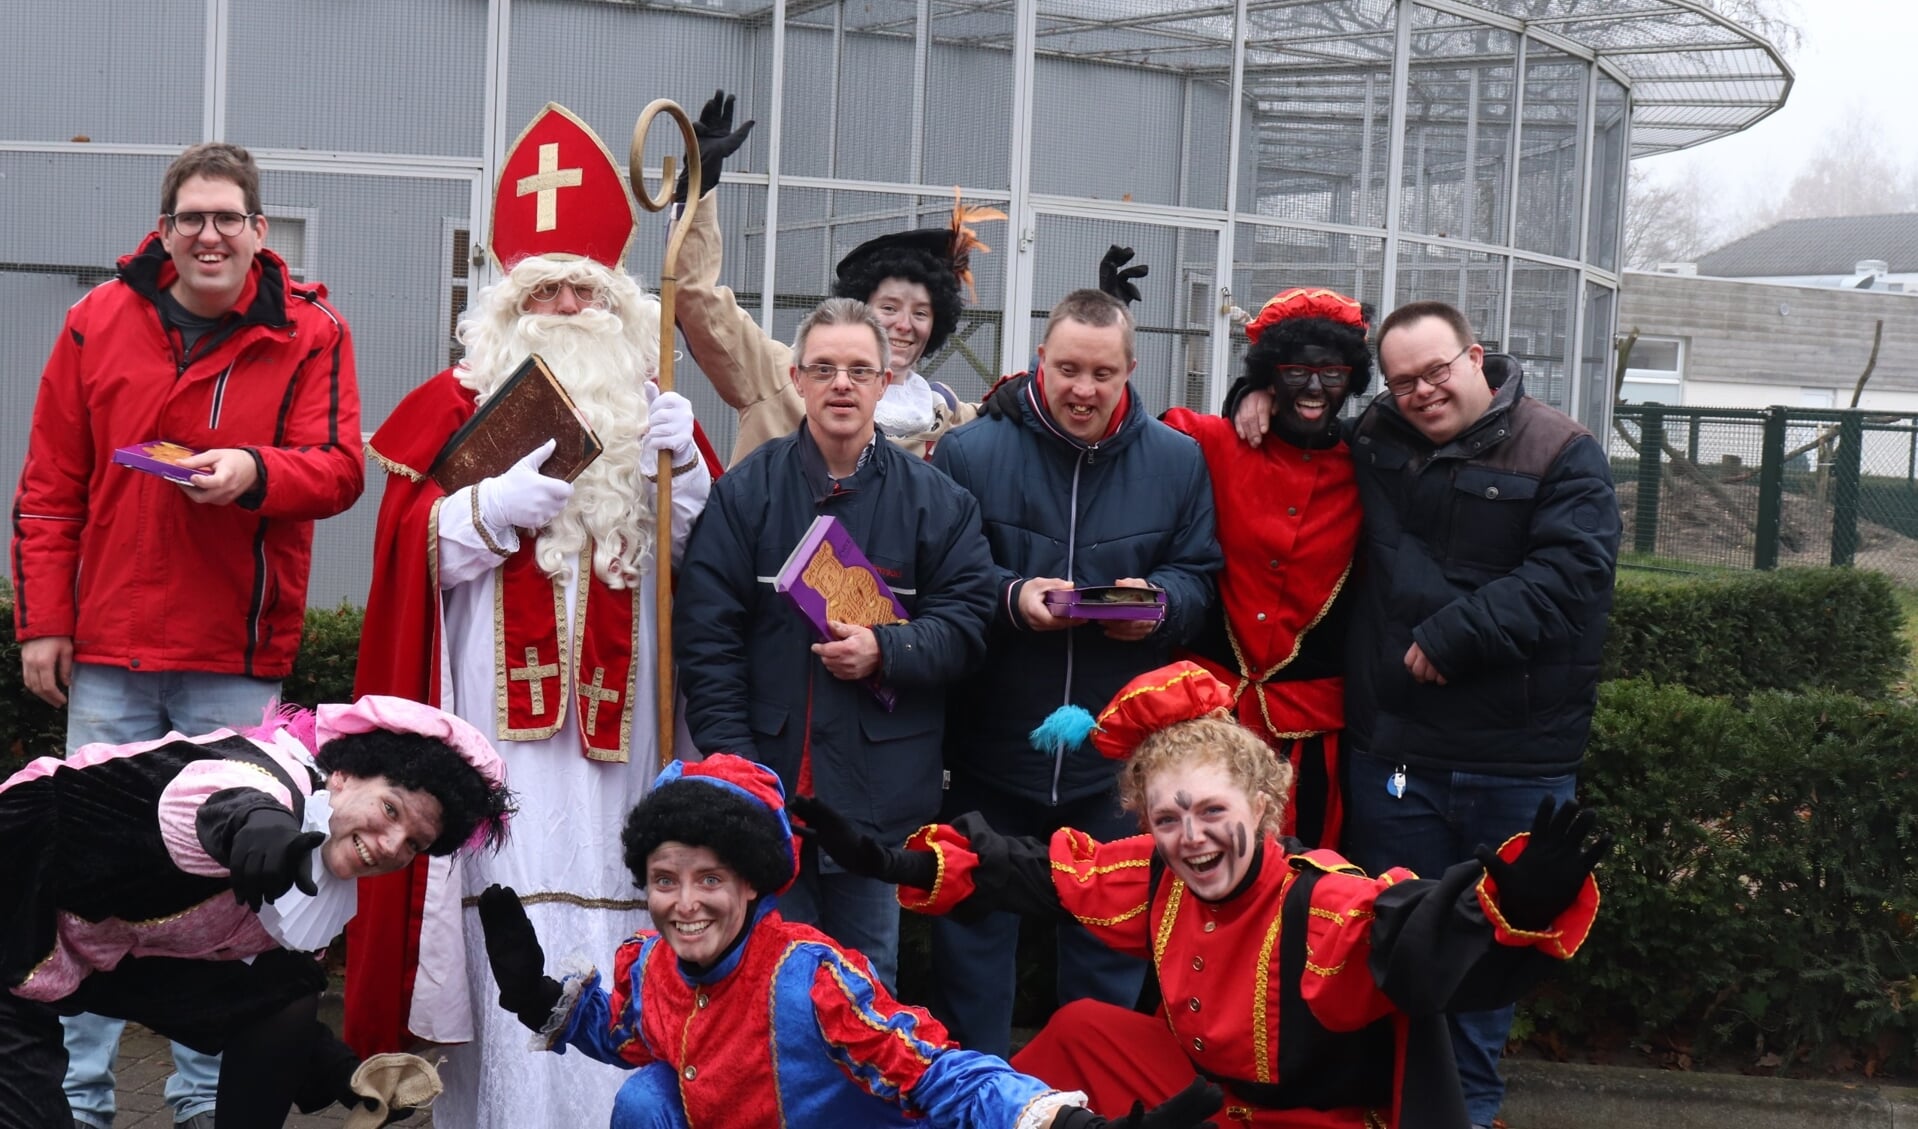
[1044, 584, 1167, 622]
[428, 354, 602, 493]
[113, 440, 203, 484]
[774, 515, 909, 710]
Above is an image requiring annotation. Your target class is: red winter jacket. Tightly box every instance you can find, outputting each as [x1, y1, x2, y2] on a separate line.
[9, 235, 363, 679]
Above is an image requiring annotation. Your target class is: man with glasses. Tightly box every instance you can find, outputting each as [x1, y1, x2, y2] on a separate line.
[9, 140, 362, 1129]
[674, 297, 996, 989]
[1167, 286, 1374, 852]
[1339, 299, 1619, 1129]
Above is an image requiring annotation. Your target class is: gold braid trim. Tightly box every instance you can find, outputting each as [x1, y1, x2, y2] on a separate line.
[366, 441, 424, 483]
[460, 891, 648, 911]
[1070, 902, 1150, 928]
[1152, 881, 1185, 970]
[1252, 908, 1283, 1082]
[1097, 666, 1217, 729]
[1225, 562, 1351, 741]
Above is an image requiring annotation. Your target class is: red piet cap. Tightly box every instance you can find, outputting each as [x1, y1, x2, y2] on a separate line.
[1091, 660, 1237, 760]
[489, 103, 637, 271]
[1244, 286, 1367, 346]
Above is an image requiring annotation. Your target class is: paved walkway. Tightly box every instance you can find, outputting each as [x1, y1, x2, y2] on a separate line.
[110, 1024, 430, 1128]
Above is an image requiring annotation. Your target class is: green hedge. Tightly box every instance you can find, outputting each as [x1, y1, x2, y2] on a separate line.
[1604, 567, 1909, 699]
[1524, 678, 1918, 1071]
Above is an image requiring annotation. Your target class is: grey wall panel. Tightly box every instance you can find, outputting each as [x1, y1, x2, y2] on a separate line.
[4, 1, 203, 145]
[0, 152, 177, 270]
[1032, 57, 1187, 206]
[226, 0, 487, 156]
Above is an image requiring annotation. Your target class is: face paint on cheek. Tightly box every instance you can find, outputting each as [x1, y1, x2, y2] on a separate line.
[1234, 822, 1249, 860]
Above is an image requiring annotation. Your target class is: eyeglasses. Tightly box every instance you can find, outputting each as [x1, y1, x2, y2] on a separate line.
[164, 211, 258, 237]
[798, 363, 885, 386]
[525, 280, 605, 307]
[1383, 343, 1472, 399]
[1274, 364, 1352, 390]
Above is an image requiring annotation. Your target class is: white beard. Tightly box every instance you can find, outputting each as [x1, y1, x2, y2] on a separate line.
[459, 302, 660, 589]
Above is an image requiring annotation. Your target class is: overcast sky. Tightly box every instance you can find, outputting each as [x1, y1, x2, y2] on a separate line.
[1636, 0, 1918, 227]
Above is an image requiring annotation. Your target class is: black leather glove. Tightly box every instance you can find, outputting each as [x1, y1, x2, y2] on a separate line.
[787, 796, 937, 890]
[674, 89, 756, 204]
[1475, 797, 1613, 931]
[1053, 1077, 1224, 1129]
[228, 808, 324, 912]
[478, 883, 564, 1031]
[1098, 245, 1149, 307]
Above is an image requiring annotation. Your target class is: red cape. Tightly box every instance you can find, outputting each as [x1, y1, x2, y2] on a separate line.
[343, 371, 721, 1055]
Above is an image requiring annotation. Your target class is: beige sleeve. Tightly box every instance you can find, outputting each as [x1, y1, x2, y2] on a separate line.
[673, 192, 803, 463]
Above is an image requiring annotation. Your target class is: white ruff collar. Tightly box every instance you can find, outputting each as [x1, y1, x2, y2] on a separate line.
[873, 372, 944, 439]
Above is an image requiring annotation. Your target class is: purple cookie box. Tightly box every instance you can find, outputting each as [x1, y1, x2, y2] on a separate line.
[773, 515, 908, 710]
[1044, 586, 1168, 622]
[112, 442, 202, 484]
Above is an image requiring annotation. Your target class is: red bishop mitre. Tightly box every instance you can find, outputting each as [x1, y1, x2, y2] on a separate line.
[1244, 286, 1367, 346]
[1091, 660, 1239, 760]
[489, 103, 638, 271]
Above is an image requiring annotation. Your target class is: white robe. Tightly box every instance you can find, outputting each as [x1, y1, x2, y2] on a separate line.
[425, 466, 711, 1129]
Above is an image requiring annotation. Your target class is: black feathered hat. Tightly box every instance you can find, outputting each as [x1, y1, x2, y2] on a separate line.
[831, 190, 1005, 360]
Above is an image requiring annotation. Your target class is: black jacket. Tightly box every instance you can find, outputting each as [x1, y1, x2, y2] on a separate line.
[931, 375, 1221, 805]
[674, 424, 997, 843]
[1345, 358, 1620, 775]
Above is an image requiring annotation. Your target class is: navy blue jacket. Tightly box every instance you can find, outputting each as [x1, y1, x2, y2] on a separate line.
[931, 375, 1221, 805]
[674, 424, 996, 843]
[1345, 359, 1620, 776]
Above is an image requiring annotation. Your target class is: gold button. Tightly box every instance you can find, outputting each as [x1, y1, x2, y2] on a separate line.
[696, 993, 709, 1009]
[683, 1065, 697, 1081]
[1191, 1037, 1205, 1052]
[1191, 955, 1204, 971]
[1188, 997, 1201, 1012]
[1204, 921, 1216, 933]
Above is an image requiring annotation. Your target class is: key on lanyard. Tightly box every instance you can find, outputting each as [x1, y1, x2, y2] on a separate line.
[1388, 765, 1407, 799]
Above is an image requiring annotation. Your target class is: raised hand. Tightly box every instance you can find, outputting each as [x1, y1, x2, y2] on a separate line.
[1098, 245, 1150, 307]
[228, 809, 324, 911]
[475, 438, 574, 538]
[788, 795, 937, 890]
[477, 884, 564, 1030]
[1475, 797, 1612, 931]
[676, 89, 757, 204]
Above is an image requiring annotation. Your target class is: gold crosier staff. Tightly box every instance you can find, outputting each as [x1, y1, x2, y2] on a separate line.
[629, 100, 700, 768]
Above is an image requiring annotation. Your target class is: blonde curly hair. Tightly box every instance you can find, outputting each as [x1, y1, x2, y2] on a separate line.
[1116, 715, 1292, 840]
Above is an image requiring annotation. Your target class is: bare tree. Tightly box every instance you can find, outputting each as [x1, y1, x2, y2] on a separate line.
[1624, 164, 1720, 270]
[1753, 109, 1918, 224]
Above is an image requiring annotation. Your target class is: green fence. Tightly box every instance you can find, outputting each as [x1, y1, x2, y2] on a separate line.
[1609, 405, 1918, 584]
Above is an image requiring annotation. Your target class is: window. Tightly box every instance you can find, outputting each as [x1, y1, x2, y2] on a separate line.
[1621, 335, 1683, 405]
[262, 207, 318, 281]
[443, 221, 471, 368]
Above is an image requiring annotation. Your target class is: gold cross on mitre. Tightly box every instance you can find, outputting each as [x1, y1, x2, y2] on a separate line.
[487, 103, 639, 272]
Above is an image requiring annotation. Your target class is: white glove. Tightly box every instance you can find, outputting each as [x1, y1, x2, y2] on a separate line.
[476, 439, 574, 535]
[641, 386, 698, 472]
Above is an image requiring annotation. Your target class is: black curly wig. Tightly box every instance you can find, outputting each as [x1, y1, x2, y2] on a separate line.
[621, 780, 793, 897]
[315, 730, 515, 855]
[1242, 312, 1375, 399]
[832, 238, 965, 359]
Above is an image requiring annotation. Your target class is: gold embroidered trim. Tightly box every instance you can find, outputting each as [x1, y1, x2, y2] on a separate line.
[1152, 881, 1185, 969]
[459, 891, 647, 911]
[1096, 667, 1215, 728]
[366, 441, 424, 483]
[471, 487, 513, 558]
[1308, 906, 1345, 924]
[1070, 902, 1149, 928]
[1049, 856, 1152, 880]
[1252, 910, 1283, 1081]
[1225, 563, 1351, 741]
[1303, 957, 1346, 977]
[899, 833, 948, 911]
[494, 559, 569, 742]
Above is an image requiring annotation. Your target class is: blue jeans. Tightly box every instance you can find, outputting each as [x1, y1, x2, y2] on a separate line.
[780, 850, 902, 993]
[929, 775, 1149, 1060]
[1340, 748, 1578, 1128]
[62, 662, 281, 1127]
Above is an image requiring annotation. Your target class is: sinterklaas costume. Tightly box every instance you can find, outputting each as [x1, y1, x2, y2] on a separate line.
[344, 104, 713, 1129]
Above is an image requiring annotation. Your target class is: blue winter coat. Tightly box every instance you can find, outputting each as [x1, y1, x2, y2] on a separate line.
[1344, 358, 1621, 776]
[931, 376, 1221, 805]
[674, 424, 997, 843]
